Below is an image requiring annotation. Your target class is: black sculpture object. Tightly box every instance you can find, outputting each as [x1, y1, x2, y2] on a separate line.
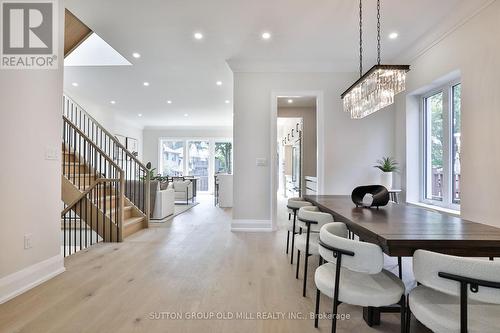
[351, 185, 390, 209]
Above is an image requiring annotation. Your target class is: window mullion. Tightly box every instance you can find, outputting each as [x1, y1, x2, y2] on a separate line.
[442, 87, 452, 207]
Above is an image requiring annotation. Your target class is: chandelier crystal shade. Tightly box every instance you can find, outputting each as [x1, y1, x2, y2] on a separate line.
[342, 0, 410, 119]
[341, 64, 409, 119]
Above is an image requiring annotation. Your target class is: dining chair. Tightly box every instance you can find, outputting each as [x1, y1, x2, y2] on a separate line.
[314, 222, 406, 333]
[408, 250, 500, 333]
[286, 197, 312, 264]
[295, 206, 333, 297]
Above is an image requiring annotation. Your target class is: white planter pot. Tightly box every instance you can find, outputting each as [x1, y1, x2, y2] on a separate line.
[380, 172, 393, 190]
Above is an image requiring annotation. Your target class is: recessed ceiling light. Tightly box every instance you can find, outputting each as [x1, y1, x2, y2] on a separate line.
[143, 82, 150, 86]
[184, 113, 189, 117]
[167, 100, 172, 104]
[216, 81, 222, 86]
[110, 100, 116, 105]
[287, 99, 293, 104]
[138, 113, 143, 117]
[389, 32, 399, 39]
[225, 100, 230, 104]
[194, 32, 203, 40]
[262, 32, 271, 40]
[132, 52, 141, 58]
[71, 82, 78, 87]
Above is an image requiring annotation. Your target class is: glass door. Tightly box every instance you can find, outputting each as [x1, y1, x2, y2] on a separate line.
[159, 140, 185, 176]
[187, 140, 210, 192]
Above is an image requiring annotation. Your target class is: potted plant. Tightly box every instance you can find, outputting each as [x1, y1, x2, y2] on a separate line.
[374, 157, 399, 189]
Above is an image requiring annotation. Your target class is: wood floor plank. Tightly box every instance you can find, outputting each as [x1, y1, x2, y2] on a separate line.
[0, 195, 430, 333]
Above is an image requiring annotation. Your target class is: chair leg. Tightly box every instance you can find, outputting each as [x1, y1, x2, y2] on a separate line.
[400, 295, 406, 333]
[406, 296, 411, 333]
[302, 253, 309, 297]
[296, 250, 301, 279]
[314, 288, 321, 328]
[290, 210, 297, 264]
[286, 231, 290, 254]
[331, 298, 338, 333]
[398, 257, 403, 279]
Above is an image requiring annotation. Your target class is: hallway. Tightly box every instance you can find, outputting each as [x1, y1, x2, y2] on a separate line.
[0, 195, 425, 333]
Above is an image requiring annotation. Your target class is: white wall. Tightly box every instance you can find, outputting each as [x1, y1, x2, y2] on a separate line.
[0, 2, 65, 303]
[64, 94, 144, 159]
[394, 0, 500, 227]
[232, 72, 395, 226]
[143, 127, 233, 170]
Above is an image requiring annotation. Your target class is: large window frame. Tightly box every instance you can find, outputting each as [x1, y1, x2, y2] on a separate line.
[158, 137, 232, 193]
[420, 80, 461, 211]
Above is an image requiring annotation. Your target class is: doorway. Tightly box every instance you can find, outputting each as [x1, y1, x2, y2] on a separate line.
[275, 96, 318, 228]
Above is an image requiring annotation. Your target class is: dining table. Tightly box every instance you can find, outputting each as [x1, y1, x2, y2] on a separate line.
[303, 195, 500, 326]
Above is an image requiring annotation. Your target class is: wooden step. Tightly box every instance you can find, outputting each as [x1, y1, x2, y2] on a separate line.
[123, 216, 145, 238]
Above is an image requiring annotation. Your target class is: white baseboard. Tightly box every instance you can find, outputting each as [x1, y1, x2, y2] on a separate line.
[231, 219, 273, 232]
[0, 255, 65, 304]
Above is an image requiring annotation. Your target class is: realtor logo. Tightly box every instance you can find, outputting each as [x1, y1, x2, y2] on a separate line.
[1, 0, 58, 69]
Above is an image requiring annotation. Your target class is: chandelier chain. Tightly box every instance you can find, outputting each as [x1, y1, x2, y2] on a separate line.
[377, 0, 381, 65]
[359, 0, 363, 77]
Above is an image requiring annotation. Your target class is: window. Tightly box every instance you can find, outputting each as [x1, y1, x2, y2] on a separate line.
[215, 141, 232, 174]
[158, 138, 232, 193]
[187, 141, 210, 191]
[422, 82, 461, 209]
[159, 140, 184, 176]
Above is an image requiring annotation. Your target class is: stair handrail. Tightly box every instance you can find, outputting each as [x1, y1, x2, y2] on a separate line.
[63, 116, 123, 172]
[63, 94, 151, 224]
[63, 94, 148, 170]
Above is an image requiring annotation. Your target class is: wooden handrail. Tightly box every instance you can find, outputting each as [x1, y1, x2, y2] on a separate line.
[63, 94, 149, 171]
[63, 116, 124, 172]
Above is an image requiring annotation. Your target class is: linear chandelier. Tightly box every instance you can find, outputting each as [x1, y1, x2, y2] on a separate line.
[341, 0, 410, 119]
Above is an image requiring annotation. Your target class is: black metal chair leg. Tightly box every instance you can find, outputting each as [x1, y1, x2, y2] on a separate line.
[290, 210, 297, 264]
[400, 295, 406, 333]
[296, 250, 301, 279]
[398, 257, 403, 279]
[406, 296, 411, 333]
[314, 288, 321, 328]
[286, 231, 290, 254]
[303, 253, 309, 297]
[303, 225, 311, 297]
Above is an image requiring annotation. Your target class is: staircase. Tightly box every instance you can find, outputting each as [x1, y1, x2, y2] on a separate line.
[61, 95, 150, 256]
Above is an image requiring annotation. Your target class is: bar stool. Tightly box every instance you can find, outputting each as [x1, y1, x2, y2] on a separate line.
[295, 206, 333, 297]
[286, 197, 312, 264]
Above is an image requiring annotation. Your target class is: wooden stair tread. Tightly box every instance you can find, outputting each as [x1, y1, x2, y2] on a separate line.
[124, 216, 143, 227]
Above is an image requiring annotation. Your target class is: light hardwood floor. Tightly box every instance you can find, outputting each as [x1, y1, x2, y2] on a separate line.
[0, 195, 430, 333]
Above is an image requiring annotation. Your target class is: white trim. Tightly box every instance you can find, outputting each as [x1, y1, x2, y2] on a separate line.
[270, 91, 324, 231]
[231, 220, 273, 232]
[0, 255, 65, 304]
[407, 201, 460, 217]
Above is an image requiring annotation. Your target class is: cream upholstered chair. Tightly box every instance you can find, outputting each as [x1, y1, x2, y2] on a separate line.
[170, 180, 193, 205]
[314, 223, 406, 333]
[408, 250, 500, 333]
[286, 197, 312, 264]
[295, 206, 333, 297]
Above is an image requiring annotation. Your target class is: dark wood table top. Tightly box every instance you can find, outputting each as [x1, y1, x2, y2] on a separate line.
[304, 195, 500, 257]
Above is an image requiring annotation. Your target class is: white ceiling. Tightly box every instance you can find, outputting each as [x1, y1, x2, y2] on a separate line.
[278, 97, 316, 108]
[64, 0, 490, 128]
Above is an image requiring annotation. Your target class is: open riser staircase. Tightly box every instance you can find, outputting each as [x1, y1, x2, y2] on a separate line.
[61, 95, 150, 256]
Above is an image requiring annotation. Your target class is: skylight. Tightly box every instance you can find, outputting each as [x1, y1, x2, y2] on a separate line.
[64, 33, 132, 67]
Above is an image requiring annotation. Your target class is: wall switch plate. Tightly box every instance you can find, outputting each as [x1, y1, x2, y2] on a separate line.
[24, 234, 33, 249]
[45, 146, 58, 160]
[256, 158, 267, 167]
